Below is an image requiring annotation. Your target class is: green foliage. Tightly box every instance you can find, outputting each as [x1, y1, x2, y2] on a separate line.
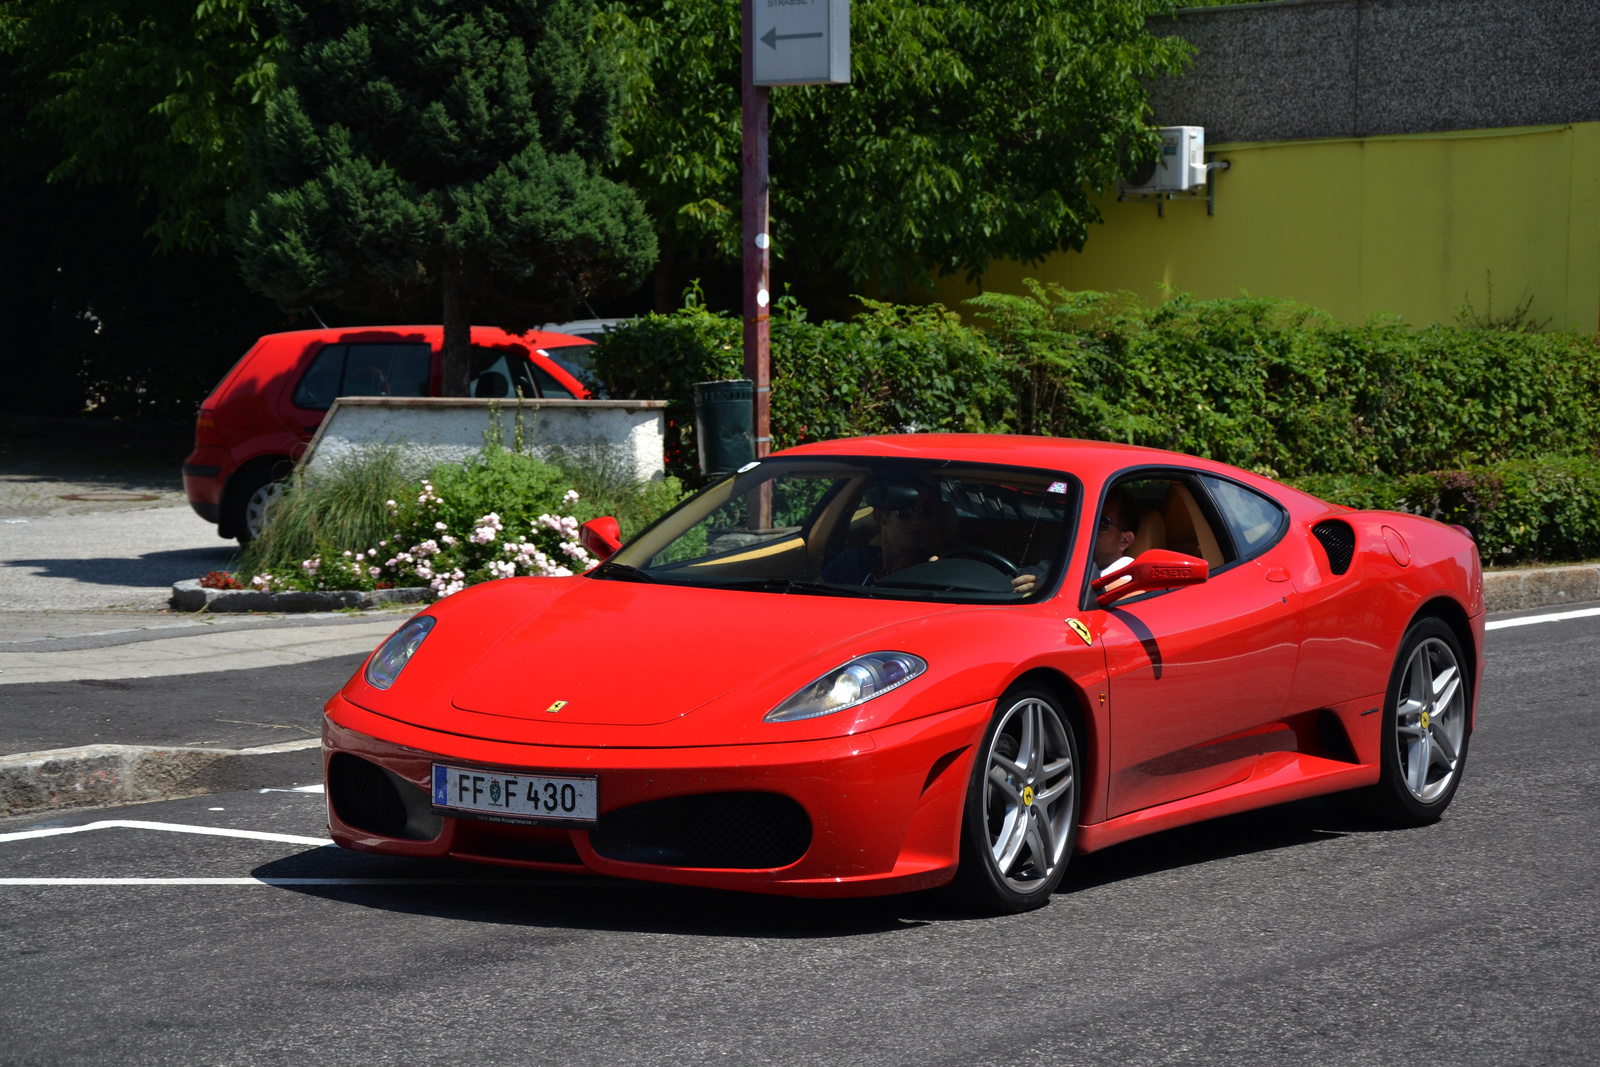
[237, 446, 416, 578]
[0, 0, 278, 251]
[232, 0, 657, 363]
[1293, 458, 1600, 566]
[589, 292, 1010, 476]
[968, 282, 1600, 477]
[598, 0, 1191, 294]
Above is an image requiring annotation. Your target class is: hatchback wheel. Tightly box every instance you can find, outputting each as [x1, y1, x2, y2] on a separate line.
[227, 465, 288, 545]
[952, 686, 1081, 914]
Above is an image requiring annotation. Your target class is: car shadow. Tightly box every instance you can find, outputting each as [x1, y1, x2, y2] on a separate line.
[4, 546, 237, 587]
[251, 796, 1387, 937]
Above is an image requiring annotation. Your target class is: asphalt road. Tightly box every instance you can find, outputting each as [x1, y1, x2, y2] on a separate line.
[0, 614, 1595, 1065]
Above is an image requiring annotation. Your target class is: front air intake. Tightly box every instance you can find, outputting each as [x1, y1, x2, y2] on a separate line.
[328, 753, 409, 837]
[591, 792, 812, 869]
[1312, 519, 1356, 575]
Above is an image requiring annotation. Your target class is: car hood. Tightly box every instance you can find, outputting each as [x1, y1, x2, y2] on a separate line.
[448, 578, 963, 725]
[347, 575, 1079, 748]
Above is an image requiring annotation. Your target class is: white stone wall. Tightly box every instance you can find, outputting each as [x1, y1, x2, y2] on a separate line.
[301, 397, 668, 483]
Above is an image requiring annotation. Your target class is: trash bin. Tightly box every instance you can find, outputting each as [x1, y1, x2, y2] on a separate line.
[693, 379, 756, 476]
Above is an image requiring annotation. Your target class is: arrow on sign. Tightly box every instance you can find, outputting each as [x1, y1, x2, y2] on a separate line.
[761, 27, 823, 48]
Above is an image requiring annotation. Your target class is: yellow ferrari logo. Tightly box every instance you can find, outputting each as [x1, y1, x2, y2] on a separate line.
[1022, 785, 1035, 807]
[545, 700, 568, 714]
[1420, 709, 1430, 729]
[1066, 619, 1092, 646]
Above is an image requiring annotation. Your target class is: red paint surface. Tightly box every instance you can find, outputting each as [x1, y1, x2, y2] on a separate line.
[323, 435, 1485, 897]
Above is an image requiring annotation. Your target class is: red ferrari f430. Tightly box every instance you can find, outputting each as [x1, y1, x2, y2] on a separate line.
[322, 436, 1483, 913]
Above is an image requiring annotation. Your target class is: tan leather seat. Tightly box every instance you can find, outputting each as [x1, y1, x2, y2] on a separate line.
[1128, 508, 1166, 556]
[1161, 482, 1224, 567]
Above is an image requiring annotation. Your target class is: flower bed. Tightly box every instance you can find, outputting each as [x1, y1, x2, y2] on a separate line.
[234, 445, 685, 597]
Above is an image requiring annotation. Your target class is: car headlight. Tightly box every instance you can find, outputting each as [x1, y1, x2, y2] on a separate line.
[365, 615, 436, 690]
[764, 652, 926, 722]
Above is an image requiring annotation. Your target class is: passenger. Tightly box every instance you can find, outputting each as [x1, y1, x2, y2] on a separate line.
[821, 480, 952, 585]
[1011, 484, 1138, 595]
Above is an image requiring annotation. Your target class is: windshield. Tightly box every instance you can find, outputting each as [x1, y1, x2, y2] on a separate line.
[600, 458, 1080, 603]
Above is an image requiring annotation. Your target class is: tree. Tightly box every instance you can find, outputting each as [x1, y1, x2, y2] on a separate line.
[598, 0, 1191, 304]
[232, 0, 658, 394]
[0, 0, 278, 252]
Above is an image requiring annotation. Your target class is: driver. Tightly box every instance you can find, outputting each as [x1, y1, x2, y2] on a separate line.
[1012, 484, 1138, 596]
[821, 479, 953, 585]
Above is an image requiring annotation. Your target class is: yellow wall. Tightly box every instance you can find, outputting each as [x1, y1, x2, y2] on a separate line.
[935, 122, 1600, 332]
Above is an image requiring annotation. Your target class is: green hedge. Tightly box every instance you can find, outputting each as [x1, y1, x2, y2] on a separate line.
[594, 284, 1600, 484]
[1292, 457, 1600, 566]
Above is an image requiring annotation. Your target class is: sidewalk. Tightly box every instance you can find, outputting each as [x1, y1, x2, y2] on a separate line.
[0, 610, 409, 816]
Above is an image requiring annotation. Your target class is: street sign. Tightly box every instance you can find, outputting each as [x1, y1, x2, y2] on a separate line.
[752, 0, 850, 86]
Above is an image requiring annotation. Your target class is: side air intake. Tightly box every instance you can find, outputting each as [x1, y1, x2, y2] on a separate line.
[1312, 519, 1356, 575]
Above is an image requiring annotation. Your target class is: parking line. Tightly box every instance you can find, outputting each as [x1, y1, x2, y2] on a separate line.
[0, 820, 334, 847]
[0, 877, 595, 886]
[1485, 606, 1600, 631]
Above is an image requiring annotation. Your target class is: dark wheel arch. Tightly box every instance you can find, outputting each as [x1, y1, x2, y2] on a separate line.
[219, 455, 293, 542]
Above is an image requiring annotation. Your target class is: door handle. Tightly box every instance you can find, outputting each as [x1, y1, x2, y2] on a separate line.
[1264, 567, 1291, 583]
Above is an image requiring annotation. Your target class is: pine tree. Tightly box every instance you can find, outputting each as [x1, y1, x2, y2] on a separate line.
[232, 0, 656, 394]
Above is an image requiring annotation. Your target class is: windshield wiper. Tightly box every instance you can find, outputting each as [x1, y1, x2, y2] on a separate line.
[589, 562, 658, 583]
[716, 578, 880, 598]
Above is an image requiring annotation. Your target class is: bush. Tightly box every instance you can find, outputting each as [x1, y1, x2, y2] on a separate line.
[1293, 457, 1600, 565]
[590, 293, 1010, 478]
[239, 446, 686, 596]
[594, 283, 1600, 483]
[969, 282, 1600, 478]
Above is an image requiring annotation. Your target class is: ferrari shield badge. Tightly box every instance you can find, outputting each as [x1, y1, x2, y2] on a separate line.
[1066, 618, 1093, 646]
[545, 700, 569, 714]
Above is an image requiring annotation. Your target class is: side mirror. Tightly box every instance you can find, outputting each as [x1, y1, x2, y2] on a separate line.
[578, 516, 622, 561]
[1092, 549, 1209, 608]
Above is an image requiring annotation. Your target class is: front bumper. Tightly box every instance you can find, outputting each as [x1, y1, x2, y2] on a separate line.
[322, 694, 991, 897]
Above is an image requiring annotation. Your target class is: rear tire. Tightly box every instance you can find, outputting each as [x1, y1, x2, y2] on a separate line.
[951, 686, 1081, 914]
[1362, 617, 1472, 827]
[226, 462, 289, 545]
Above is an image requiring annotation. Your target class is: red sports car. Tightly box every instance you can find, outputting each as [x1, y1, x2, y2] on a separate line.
[323, 435, 1483, 913]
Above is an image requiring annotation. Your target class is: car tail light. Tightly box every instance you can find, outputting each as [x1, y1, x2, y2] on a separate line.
[195, 409, 222, 446]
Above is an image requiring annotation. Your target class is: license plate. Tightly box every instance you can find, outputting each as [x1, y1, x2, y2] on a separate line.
[431, 764, 598, 825]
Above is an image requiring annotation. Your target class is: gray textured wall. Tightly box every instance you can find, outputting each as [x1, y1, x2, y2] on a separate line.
[1147, 0, 1600, 143]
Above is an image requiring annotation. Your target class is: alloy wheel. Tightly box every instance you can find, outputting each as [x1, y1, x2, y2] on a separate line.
[244, 480, 284, 541]
[983, 696, 1075, 892]
[1393, 636, 1467, 804]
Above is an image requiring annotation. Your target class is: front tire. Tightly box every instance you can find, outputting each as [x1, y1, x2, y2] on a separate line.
[1365, 617, 1472, 826]
[951, 687, 1081, 914]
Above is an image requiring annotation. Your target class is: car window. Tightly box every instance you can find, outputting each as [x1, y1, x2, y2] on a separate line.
[470, 346, 540, 399]
[529, 362, 576, 399]
[1199, 476, 1287, 559]
[539, 345, 602, 396]
[605, 458, 1078, 604]
[342, 343, 431, 399]
[1108, 476, 1229, 569]
[292, 344, 346, 410]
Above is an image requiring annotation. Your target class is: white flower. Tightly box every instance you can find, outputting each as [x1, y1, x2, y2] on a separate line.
[563, 489, 580, 504]
[342, 550, 352, 558]
[385, 499, 397, 509]
[487, 560, 516, 579]
[435, 521, 448, 531]
[369, 566, 381, 578]
[441, 534, 457, 546]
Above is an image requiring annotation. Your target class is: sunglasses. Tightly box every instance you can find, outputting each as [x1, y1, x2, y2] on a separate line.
[1097, 517, 1127, 533]
[884, 503, 938, 521]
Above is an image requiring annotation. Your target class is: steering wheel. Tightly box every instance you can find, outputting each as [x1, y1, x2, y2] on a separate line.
[941, 546, 1021, 577]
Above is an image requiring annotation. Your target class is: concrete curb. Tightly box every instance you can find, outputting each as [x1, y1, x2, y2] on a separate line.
[0, 739, 321, 818]
[1482, 565, 1600, 613]
[170, 579, 432, 613]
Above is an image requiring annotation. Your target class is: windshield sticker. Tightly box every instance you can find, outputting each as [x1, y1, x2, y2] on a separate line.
[1047, 481, 1068, 494]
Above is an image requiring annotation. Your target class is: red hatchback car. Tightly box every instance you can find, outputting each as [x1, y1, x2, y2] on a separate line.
[183, 325, 594, 542]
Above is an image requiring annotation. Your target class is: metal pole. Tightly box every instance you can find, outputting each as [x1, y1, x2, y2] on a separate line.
[741, 0, 770, 461]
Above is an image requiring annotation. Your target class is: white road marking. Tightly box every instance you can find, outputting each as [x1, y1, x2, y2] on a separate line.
[1485, 606, 1600, 631]
[259, 784, 324, 794]
[0, 820, 334, 847]
[0, 877, 590, 886]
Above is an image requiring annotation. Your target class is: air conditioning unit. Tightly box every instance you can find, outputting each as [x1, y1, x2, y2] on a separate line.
[1121, 126, 1208, 194]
